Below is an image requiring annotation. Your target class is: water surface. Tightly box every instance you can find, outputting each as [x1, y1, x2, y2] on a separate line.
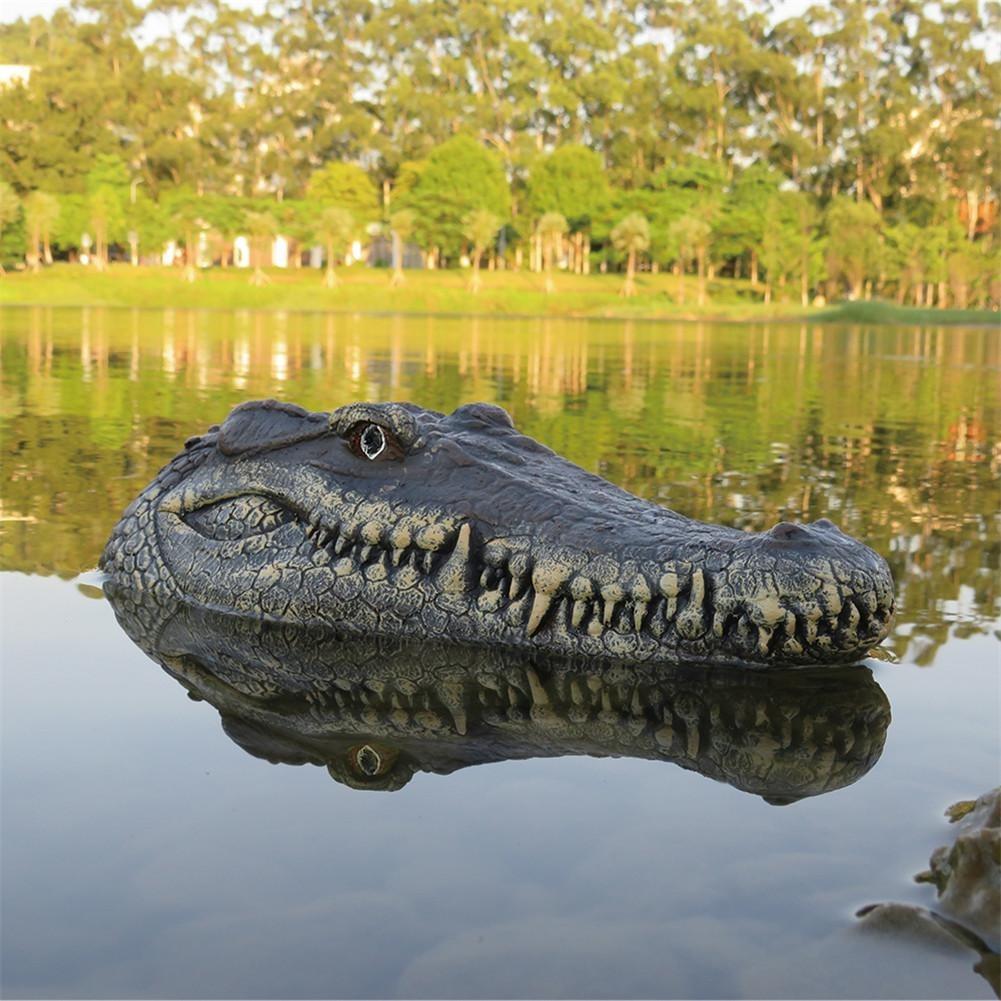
[2, 307, 998, 999]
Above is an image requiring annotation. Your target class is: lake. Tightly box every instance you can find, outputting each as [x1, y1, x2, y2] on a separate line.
[1, 306, 998, 999]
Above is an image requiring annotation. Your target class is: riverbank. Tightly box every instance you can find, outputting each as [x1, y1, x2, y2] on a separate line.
[0, 264, 996, 325]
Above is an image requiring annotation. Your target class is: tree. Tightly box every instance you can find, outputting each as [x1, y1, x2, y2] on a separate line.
[669, 214, 712, 305]
[669, 215, 711, 304]
[525, 146, 610, 273]
[713, 164, 780, 283]
[462, 209, 500, 292]
[825, 196, 880, 299]
[884, 222, 926, 305]
[84, 155, 129, 270]
[165, 188, 207, 282]
[87, 188, 118, 270]
[399, 135, 510, 262]
[759, 194, 801, 303]
[0, 181, 21, 274]
[202, 195, 245, 267]
[610, 212, 650, 296]
[307, 163, 380, 226]
[244, 210, 278, 286]
[389, 208, 415, 286]
[536, 212, 568, 293]
[313, 206, 355, 288]
[22, 191, 60, 270]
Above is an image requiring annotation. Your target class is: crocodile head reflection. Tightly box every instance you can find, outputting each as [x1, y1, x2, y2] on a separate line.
[105, 584, 891, 801]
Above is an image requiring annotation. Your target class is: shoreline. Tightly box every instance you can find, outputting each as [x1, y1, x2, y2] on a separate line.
[1, 265, 996, 327]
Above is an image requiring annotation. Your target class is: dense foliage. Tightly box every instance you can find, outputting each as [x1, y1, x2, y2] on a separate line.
[0, 0, 997, 306]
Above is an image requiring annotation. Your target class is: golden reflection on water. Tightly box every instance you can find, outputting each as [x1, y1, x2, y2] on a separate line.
[2, 306, 999, 666]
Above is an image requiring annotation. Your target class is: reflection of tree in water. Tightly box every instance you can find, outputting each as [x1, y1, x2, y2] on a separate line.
[1, 308, 998, 665]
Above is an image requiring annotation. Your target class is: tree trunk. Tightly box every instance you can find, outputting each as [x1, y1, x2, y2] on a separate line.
[966, 190, 979, 241]
[468, 249, 482, 292]
[544, 247, 554, 294]
[43, 236, 52, 265]
[696, 246, 706, 306]
[937, 281, 947, 309]
[621, 249, 636, 296]
[391, 232, 405, 286]
[750, 251, 758, 286]
[324, 238, 337, 287]
[183, 228, 197, 282]
[250, 237, 269, 286]
[27, 223, 40, 272]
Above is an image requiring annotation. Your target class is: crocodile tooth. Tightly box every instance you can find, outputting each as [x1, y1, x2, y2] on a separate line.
[334, 535, 350, 556]
[783, 610, 797, 636]
[525, 668, 549, 707]
[526, 591, 553, 637]
[437, 523, 472, 594]
[757, 625, 772, 654]
[712, 610, 726, 637]
[359, 544, 373, 564]
[784, 636, 804, 656]
[571, 599, 589, 629]
[437, 681, 468, 735]
[676, 569, 706, 639]
[659, 571, 680, 598]
[630, 574, 652, 632]
[632, 601, 646, 633]
[509, 554, 530, 599]
[480, 569, 492, 589]
[416, 523, 447, 551]
[422, 551, 434, 574]
[601, 583, 624, 626]
[392, 547, 406, 566]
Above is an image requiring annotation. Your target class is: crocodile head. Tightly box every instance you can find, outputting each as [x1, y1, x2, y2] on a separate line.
[100, 399, 895, 667]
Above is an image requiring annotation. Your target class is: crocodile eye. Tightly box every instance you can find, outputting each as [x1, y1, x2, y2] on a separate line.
[346, 422, 404, 461]
[360, 424, 385, 459]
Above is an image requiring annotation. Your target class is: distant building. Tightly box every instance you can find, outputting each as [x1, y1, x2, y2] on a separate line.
[0, 65, 32, 88]
[271, 235, 289, 268]
[233, 236, 251, 268]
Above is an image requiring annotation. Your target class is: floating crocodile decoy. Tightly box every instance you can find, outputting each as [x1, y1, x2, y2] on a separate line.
[105, 585, 891, 797]
[101, 400, 895, 667]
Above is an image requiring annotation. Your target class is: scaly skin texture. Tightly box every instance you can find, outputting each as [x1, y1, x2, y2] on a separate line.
[105, 586, 892, 799]
[100, 399, 895, 667]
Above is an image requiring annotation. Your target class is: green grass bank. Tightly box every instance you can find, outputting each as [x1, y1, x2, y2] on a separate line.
[1, 264, 997, 325]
